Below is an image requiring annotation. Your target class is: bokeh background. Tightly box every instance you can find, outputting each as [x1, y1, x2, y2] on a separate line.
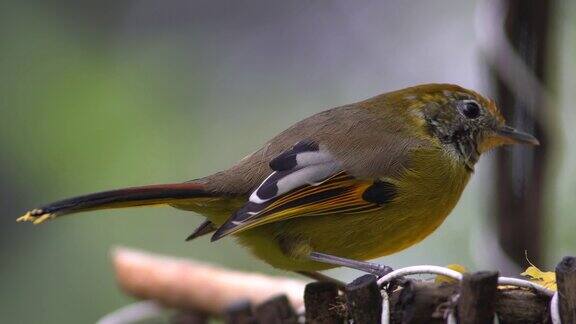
[1, 0, 574, 323]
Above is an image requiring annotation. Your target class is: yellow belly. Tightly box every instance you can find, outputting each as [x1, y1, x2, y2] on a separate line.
[231, 148, 471, 271]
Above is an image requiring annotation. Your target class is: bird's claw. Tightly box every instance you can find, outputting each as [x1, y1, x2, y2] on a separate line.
[373, 264, 394, 278]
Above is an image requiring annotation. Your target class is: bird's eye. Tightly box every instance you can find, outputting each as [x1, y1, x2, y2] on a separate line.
[460, 101, 480, 119]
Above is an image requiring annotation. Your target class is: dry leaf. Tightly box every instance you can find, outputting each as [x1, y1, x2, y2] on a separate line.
[520, 265, 557, 291]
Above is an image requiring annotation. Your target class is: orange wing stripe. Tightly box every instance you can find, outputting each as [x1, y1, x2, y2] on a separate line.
[223, 172, 385, 235]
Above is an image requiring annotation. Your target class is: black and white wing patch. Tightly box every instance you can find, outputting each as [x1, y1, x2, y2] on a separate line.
[211, 140, 397, 241]
[249, 140, 341, 203]
[211, 140, 340, 240]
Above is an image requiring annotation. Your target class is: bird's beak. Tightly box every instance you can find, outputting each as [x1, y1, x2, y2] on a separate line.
[496, 126, 540, 146]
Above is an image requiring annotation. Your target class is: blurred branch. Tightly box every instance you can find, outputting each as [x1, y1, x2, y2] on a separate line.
[97, 300, 165, 324]
[111, 247, 305, 315]
[476, 0, 554, 272]
[475, 0, 554, 122]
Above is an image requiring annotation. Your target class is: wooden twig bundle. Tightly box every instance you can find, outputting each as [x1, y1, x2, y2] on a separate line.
[110, 248, 575, 324]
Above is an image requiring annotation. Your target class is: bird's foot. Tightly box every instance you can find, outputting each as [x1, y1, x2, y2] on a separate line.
[16, 209, 55, 224]
[370, 263, 394, 278]
[308, 251, 393, 277]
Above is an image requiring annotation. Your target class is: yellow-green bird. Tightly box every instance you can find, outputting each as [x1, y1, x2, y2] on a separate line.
[18, 83, 538, 279]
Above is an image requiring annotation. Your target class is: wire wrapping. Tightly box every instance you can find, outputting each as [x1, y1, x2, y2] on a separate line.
[375, 264, 555, 324]
[550, 292, 561, 324]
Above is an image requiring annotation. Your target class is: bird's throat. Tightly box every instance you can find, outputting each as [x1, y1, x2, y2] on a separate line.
[454, 139, 479, 172]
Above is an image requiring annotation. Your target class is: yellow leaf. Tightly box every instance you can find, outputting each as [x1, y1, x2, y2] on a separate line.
[521, 265, 557, 291]
[435, 264, 468, 284]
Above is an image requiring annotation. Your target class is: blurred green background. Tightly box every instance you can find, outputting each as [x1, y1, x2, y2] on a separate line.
[1, 1, 574, 323]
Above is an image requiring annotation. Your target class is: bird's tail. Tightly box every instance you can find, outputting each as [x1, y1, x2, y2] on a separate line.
[17, 182, 216, 225]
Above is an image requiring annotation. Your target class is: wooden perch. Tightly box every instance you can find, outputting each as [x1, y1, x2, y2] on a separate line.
[457, 271, 499, 324]
[223, 300, 257, 324]
[112, 247, 560, 323]
[556, 256, 576, 323]
[345, 275, 382, 324]
[111, 247, 305, 315]
[388, 281, 551, 324]
[304, 281, 343, 323]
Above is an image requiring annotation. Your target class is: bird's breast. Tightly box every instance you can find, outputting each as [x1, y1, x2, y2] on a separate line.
[366, 146, 472, 255]
[304, 146, 471, 261]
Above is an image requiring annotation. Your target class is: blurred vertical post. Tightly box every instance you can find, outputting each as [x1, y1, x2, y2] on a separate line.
[488, 0, 553, 269]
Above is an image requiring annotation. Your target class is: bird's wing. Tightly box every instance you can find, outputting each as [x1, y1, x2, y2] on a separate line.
[211, 140, 397, 241]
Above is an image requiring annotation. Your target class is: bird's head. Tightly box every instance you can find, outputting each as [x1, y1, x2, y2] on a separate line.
[393, 84, 539, 170]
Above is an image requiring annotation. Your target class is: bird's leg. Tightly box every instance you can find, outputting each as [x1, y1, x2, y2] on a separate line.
[308, 251, 393, 277]
[296, 271, 346, 289]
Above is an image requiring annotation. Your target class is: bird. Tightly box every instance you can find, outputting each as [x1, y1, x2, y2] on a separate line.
[17, 83, 538, 280]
